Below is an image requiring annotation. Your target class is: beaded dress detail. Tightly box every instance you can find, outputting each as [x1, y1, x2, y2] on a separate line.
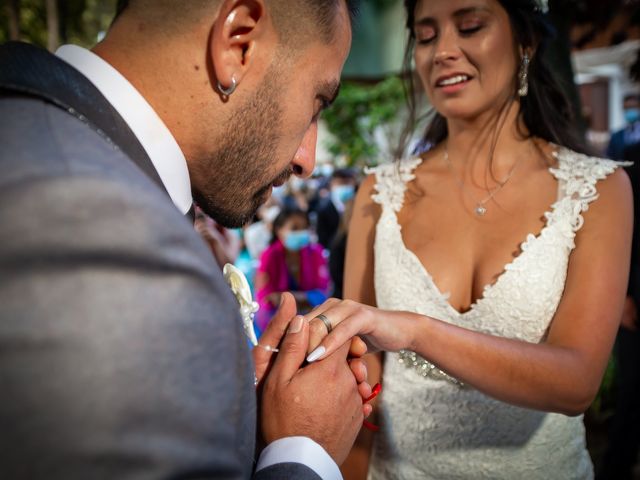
[367, 148, 626, 480]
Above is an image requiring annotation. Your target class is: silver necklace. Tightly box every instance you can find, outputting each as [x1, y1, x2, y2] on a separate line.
[444, 147, 521, 216]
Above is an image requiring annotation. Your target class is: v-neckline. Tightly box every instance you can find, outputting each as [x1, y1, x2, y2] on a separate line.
[392, 148, 565, 317]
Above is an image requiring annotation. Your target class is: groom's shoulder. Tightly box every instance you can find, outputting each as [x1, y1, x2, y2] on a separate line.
[0, 95, 153, 194]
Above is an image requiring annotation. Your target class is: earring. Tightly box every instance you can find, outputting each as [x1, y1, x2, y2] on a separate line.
[217, 76, 237, 98]
[518, 54, 530, 97]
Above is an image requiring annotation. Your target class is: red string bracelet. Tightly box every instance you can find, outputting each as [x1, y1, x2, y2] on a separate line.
[363, 383, 382, 432]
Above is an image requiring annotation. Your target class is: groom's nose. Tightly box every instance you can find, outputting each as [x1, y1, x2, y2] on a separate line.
[292, 122, 318, 178]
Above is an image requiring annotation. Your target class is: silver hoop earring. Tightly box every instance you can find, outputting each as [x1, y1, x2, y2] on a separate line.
[518, 54, 530, 97]
[217, 76, 237, 97]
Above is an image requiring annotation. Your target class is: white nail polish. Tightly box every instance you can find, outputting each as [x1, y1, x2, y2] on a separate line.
[306, 346, 326, 363]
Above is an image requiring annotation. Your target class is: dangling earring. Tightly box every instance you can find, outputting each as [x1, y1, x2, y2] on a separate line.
[518, 54, 530, 97]
[217, 76, 237, 98]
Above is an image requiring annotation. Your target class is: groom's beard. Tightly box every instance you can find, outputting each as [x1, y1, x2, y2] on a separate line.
[193, 70, 288, 228]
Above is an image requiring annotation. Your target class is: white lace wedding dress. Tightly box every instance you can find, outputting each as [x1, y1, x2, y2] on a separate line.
[367, 147, 626, 480]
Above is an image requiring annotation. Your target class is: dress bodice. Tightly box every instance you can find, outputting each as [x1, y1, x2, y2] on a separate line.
[367, 147, 627, 479]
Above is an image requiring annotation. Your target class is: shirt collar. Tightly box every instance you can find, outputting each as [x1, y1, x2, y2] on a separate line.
[56, 44, 192, 215]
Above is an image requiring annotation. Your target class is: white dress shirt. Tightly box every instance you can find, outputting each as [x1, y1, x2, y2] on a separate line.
[56, 44, 192, 215]
[55, 45, 341, 480]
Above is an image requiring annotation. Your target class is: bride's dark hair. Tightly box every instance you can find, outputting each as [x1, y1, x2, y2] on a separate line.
[400, 0, 587, 155]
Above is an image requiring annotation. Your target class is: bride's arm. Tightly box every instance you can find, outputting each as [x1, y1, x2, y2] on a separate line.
[308, 168, 633, 416]
[339, 175, 382, 480]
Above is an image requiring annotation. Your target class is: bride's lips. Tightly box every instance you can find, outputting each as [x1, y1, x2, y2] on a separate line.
[434, 72, 474, 94]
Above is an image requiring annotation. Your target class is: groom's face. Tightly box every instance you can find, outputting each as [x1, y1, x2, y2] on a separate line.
[193, 6, 352, 228]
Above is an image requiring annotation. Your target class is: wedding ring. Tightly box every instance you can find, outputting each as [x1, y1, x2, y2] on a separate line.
[315, 313, 333, 334]
[256, 343, 279, 353]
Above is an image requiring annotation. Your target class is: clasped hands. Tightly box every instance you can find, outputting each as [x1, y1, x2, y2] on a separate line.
[254, 294, 417, 464]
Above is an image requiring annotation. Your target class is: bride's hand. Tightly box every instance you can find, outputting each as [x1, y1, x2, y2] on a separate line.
[303, 299, 421, 362]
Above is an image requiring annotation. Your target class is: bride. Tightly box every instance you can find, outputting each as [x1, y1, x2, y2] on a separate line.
[304, 0, 633, 478]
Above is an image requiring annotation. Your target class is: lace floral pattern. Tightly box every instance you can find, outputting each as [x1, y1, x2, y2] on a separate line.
[366, 148, 625, 479]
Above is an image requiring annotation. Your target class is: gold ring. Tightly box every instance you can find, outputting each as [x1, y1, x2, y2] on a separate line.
[315, 313, 332, 334]
[256, 343, 279, 353]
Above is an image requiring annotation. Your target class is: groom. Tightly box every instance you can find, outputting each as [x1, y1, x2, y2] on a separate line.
[0, 1, 367, 478]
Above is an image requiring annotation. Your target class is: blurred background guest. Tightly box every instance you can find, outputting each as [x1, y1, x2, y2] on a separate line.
[244, 200, 281, 262]
[194, 205, 241, 269]
[254, 208, 329, 333]
[282, 176, 312, 212]
[329, 179, 358, 299]
[607, 93, 640, 160]
[316, 168, 358, 249]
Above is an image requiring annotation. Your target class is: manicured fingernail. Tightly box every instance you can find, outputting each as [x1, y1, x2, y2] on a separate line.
[288, 315, 304, 334]
[280, 294, 285, 307]
[306, 346, 326, 363]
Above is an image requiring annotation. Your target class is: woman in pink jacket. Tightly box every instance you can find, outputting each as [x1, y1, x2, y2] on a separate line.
[255, 208, 329, 333]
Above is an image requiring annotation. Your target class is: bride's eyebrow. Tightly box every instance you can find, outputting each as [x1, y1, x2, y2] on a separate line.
[414, 6, 491, 27]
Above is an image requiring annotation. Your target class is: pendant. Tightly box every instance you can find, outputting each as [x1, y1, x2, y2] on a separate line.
[475, 205, 487, 216]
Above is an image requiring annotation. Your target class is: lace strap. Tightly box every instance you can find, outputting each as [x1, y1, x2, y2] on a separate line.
[366, 157, 422, 213]
[549, 148, 632, 232]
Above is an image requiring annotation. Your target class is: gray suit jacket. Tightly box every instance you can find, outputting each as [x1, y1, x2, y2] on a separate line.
[0, 42, 320, 480]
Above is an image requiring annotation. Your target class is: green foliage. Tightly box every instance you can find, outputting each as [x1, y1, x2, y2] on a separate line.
[322, 76, 406, 168]
[0, 0, 117, 49]
[370, 0, 399, 11]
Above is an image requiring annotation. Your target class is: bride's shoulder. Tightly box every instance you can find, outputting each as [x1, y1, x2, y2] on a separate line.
[553, 145, 632, 225]
[364, 156, 423, 178]
[554, 145, 631, 177]
[355, 156, 422, 212]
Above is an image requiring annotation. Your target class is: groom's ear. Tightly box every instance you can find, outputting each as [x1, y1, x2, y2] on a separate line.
[210, 0, 277, 94]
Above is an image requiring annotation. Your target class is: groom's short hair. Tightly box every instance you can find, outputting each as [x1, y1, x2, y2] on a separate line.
[113, 0, 359, 47]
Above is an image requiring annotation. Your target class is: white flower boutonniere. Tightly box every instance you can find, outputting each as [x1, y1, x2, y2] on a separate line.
[223, 263, 259, 347]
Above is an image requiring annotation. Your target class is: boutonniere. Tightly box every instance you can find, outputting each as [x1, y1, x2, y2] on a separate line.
[223, 263, 259, 346]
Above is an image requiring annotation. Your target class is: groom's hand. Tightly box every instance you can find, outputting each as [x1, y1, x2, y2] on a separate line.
[253, 292, 297, 386]
[261, 315, 367, 465]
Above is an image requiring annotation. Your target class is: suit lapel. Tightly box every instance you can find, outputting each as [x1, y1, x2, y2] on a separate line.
[0, 41, 168, 198]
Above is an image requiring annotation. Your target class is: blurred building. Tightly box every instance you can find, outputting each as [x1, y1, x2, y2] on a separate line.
[571, 3, 640, 152]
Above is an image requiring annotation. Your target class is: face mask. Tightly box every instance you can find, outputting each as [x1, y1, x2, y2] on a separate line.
[283, 230, 311, 251]
[307, 179, 320, 192]
[262, 206, 280, 223]
[331, 185, 355, 205]
[289, 177, 305, 192]
[625, 108, 640, 124]
[271, 185, 286, 203]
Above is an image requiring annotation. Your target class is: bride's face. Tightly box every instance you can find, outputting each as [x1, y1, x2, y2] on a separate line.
[412, 0, 520, 122]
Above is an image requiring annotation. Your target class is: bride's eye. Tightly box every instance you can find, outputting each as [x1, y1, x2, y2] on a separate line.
[459, 19, 484, 36]
[415, 25, 437, 45]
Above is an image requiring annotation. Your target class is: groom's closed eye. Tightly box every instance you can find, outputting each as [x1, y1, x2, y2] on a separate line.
[313, 80, 341, 120]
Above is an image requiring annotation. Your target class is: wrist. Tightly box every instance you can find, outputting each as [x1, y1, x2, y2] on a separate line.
[406, 312, 429, 352]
